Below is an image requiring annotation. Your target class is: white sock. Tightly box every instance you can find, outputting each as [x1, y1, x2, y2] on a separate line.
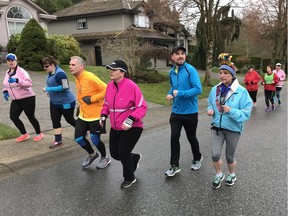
[216, 173, 223, 177]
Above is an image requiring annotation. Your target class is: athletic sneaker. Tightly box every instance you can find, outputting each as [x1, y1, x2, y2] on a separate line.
[225, 174, 237, 186]
[165, 165, 181, 177]
[82, 152, 100, 168]
[265, 107, 271, 112]
[133, 154, 142, 172]
[121, 178, 136, 189]
[271, 104, 276, 111]
[15, 133, 30, 143]
[191, 156, 203, 170]
[278, 100, 281, 105]
[33, 133, 44, 141]
[212, 173, 225, 189]
[96, 156, 111, 169]
[49, 141, 63, 148]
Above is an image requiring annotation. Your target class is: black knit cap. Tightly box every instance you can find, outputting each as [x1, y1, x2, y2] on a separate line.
[171, 46, 186, 54]
[106, 60, 128, 73]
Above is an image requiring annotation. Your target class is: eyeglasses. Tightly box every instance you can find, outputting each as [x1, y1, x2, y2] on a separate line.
[43, 64, 51, 69]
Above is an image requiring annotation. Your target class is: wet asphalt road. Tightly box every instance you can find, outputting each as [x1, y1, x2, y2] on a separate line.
[0, 87, 286, 216]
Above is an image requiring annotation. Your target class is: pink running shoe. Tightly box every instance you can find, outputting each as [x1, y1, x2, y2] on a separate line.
[15, 133, 30, 143]
[33, 133, 44, 141]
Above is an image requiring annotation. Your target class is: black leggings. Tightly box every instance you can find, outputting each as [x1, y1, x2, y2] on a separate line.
[50, 103, 76, 129]
[169, 113, 201, 166]
[248, 90, 258, 103]
[109, 127, 143, 181]
[10, 96, 41, 134]
[264, 90, 275, 107]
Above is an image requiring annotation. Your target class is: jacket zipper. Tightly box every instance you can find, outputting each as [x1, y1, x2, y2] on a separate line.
[113, 83, 118, 130]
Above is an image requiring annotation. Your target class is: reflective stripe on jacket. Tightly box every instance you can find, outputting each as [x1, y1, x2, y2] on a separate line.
[101, 78, 147, 131]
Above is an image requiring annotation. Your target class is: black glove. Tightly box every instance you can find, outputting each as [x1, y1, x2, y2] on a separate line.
[75, 106, 79, 117]
[82, 96, 91, 105]
[99, 114, 107, 126]
[99, 114, 107, 134]
[250, 81, 254, 84]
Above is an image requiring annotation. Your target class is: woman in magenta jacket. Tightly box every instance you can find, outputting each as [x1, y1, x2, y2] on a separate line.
[243, 65, 261, 107]
[2, 53, 44, 142]
[100, 60, 147, 189]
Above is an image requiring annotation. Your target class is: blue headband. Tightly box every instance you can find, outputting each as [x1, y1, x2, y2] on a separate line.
[220, 65, 235, 77]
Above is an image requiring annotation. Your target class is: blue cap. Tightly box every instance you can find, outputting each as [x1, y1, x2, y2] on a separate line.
[220, 65, 235, 77]
[6, 53, 17, 61]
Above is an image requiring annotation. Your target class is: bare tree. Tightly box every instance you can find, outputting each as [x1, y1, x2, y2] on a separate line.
[240, 0, 287, 70]
[170, 0, 240, 86]
[99, 28, 169, 77]
[99, 38, 149, 76]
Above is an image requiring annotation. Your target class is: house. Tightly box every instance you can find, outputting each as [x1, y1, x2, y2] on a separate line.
[0, 0, 56, 52]
[48, 0, 190, 67]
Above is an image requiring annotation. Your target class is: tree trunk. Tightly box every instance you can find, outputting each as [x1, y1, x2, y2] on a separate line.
[204, 39, 213, 86]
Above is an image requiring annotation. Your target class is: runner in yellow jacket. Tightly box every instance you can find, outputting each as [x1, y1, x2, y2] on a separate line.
[69, 56, 111, 169]
[75, 69, 106, 121]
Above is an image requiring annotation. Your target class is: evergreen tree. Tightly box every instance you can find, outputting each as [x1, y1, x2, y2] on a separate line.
[7, 34, 21, 54]
[16, 18, 48, 71]
[192, 15, 207, 70]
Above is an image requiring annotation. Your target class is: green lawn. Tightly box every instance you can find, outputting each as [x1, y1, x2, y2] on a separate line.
[0, 123, 20, 141]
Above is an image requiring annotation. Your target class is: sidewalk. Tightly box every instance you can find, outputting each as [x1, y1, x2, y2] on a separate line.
[0, 63, 242, 178]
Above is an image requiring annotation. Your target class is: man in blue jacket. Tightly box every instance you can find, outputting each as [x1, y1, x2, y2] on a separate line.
[165, 46, 203, 177]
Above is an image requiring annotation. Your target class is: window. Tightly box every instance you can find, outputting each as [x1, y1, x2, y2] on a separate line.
[134, 14, 149, 28]
[77, 18, 87, 30]
[6, 5, 32, 36]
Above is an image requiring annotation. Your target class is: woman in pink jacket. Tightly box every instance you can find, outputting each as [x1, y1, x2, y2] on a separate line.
[2, 53, 44, 142]
[100, 60, 147, 189]
[243, 65, 261, 107]
[273, 63, 286, 105]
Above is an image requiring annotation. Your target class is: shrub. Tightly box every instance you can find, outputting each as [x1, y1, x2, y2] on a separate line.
[7, 34, 21, 53]
[132, 70, 169, 83]
[233, 56, 250, 70]
[211, 66, 219, 73]
[16, 19, 48, 71]
[47, 35, 82, 64]
[262, 58, 272, 72]
[250, 57, 262, 70]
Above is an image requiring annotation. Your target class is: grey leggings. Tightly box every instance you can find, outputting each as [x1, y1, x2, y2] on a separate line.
[211, 129, 241, 164]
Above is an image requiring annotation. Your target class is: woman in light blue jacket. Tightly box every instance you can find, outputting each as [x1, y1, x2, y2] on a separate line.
[207, 54, 252, 189]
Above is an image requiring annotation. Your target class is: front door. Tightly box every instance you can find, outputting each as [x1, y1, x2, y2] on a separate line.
[95, 46, 102, 66]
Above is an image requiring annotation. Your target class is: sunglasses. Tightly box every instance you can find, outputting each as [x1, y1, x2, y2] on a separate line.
[43, 64, 51, 69]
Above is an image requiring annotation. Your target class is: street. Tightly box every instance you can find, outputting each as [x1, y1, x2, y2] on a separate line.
[0, 87, 286, 216]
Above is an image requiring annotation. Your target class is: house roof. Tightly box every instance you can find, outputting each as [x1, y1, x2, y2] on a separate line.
[72, 26, 176, 43]
[53, 0, 151, 19]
